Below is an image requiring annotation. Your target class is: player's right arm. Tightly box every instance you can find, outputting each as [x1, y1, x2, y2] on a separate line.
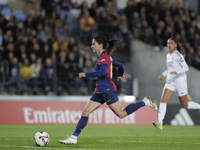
[85, 64, 107, 77]
[159, 70, 168, 80]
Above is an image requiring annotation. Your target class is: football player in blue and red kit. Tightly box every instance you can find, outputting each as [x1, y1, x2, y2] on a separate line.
[59, 36, 158, 145]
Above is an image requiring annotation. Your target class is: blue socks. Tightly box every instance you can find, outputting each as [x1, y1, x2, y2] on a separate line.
[124, 101, 145, 115]
[72, 102, 145, 137]
[72, 116, 88, 137]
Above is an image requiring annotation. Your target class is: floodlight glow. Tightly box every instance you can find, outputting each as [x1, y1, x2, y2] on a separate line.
[124, 96, 136, 102]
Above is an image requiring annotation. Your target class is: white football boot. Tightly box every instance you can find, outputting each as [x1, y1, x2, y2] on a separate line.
[143, 96, 158, 111]
[59, 136, 77, 145]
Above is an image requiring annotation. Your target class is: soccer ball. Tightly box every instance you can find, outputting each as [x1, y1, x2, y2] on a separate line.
[34, 131, 50, 146]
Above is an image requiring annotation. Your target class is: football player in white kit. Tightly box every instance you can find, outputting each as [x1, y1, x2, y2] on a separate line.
[153, 37, 200, 131]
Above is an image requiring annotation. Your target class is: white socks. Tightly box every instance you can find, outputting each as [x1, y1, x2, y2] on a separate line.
[187, 101, 200, 109]
[157, 101, 200, 125]
[158, 102, 167, 124]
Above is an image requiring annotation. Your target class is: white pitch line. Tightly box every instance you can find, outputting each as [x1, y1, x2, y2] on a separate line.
[1, 139, 200, 145]
[0, 145, 61, 149]
[0, 145, 105, 150]
[0, 138, 57, 141]
[0, 145, 197, 150]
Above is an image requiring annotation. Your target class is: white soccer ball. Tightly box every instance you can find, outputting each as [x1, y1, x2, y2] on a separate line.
[34, 131, 50, 146]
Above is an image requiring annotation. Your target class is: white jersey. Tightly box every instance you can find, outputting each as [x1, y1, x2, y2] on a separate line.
[162, 50, 189, 84]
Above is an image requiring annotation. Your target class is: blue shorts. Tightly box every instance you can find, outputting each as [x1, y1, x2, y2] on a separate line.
[90, 92, 119, 105]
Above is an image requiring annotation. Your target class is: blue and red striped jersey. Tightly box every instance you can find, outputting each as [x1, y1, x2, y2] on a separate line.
[85, 51, 124, 94]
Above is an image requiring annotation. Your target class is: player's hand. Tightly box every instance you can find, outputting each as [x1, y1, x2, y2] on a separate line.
[170, 71, 177, 75]
[79, 72, 85, 78]
[159, 74, 164, 80]
[117, 75, 127, 83]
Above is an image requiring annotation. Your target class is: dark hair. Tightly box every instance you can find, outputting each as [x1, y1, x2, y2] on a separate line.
[169, 37, 186, 57]
[93, 36, 121, 55]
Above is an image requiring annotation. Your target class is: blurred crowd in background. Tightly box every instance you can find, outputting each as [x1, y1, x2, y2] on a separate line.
[0, 0, 200, 95]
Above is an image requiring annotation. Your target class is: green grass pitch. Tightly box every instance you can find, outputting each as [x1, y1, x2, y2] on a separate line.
[0, 125, 200, 150]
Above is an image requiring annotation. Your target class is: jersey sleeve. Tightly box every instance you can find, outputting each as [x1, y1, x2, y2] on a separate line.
[112, 60, 124, 76]
[85, 65, 107, 77]
[162, 70, 168, 77]
[85, 54, 108, 77]
[176, 54, 189, 74]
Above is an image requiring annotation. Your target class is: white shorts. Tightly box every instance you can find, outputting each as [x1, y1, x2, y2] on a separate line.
[164, 80, 188, 97]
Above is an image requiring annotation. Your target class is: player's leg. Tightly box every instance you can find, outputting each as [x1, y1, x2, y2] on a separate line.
[178, 95, 188, 108]
[153, 86, 174, 131]
[179, 95, 200, 109]
[73, 100, 102, 135]
[159, 88, 174, 122]
[187, 94, 193, 102]
[59, 100, 102, 145]
[109, 96, 157, 119]
[177, 82, 200, 109]
[109, 101, 128, 118]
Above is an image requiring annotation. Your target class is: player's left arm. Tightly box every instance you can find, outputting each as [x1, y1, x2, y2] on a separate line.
[176, 57, 189, 74]
[112, 60, 127, 83]
[112, 60, 124, 76]
[170, 55, 189, 75]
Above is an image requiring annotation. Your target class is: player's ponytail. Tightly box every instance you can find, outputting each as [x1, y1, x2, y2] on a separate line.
[170, 37, 186, 58]
[94, 36, 121, 55]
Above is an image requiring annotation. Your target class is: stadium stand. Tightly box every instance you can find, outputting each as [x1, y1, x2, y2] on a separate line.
[0, 0, 199, 96]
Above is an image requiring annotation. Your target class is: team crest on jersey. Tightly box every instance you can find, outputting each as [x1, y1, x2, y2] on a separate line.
[100, 59, 106, 62]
